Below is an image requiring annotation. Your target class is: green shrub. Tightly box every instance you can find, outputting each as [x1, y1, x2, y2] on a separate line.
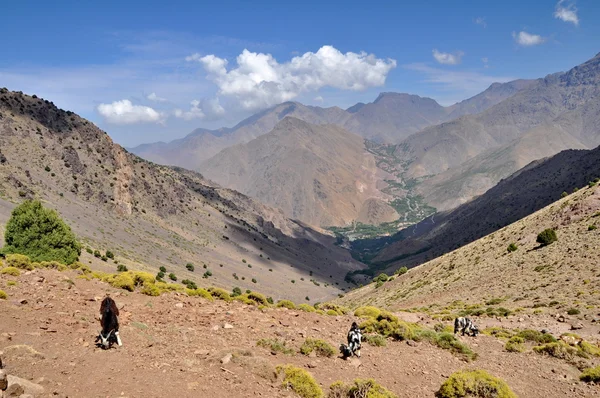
[505, 336, 525, 353]
[257, 338, 294, 355]
[373, 273, 389, 283]
[207, 287, 232, 301]
[186, 263, 195, 272]
[536, 228, 557, 246]
[363, 334, 387, 347]
[117, 264, 128, 272]
[533, 342, 581, 360]
[561, 191, 568, 198]
[516, 330, 556, 344]
[320, 303, 349, 316]
[0, 290, 7, 300]
[298, 304, 316, 313]
[159, 266, 167, 273]
[1, 266, 21, 276]
[277, 365, 323, 398]
[93, 250, 101, 258]
[580, 366, 600, 383]
[579, 341, 600, 357]
[436, 370, 517, 398]
[105, 250, 114, 259]
[101, 255, 108, 262]
[5, 254, 33, 270]
[181, 279, 197, 290]
[329, 379, 397, 398]
[2, 200, 81, 264]
[300, 338, 336, 357]
[107, 273, 135, 292]
[246, 291, 268, 305]
[168, 273, 177, 281]
[507, 243, 518, 253]
[588, 225, 597, 231]
[186, 288, 213, 300]
[231, 287, 242, 297]
[277, 300, 296, 309]
[354, 306, 382, 319]
[567, 308, 580, 315]
[396, 266, 408, 276]
[141, 283, 161, 296]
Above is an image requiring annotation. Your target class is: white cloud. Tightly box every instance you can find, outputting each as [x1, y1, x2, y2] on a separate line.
[512, 31, 545, 46]
[97, 99, 163, 125]
[474, 17, 487, 28]
[314, 96, 324, 102]
[481, 57, 489, 68]
[147, 92, 167, 102]
[554, 0, 579, 25]
[432, 49, 464, 65]
[187, 45, 396, 110]
[174, 98, 225, 121]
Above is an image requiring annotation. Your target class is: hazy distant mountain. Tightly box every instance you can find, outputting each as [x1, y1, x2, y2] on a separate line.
[407, 53, 600, 210]
[130, 102, 350, 170]
[130, 80, 530, 171]
[200, 117, 396, 227]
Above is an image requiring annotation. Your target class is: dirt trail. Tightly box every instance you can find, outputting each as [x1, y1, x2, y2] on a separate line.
[1, 269, 599, 397]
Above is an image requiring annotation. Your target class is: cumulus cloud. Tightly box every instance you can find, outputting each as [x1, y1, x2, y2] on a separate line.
[174, 98, 225, 121]
[512, 31, 545, 46]
[314, 96, 324, 102]
[474, 17, 487, 28]
[432, 49, 464, 65]
[97, 99, 163, 125]
[554, 0, 579, 25]
[147, 92, 167, 102]
[186, 45, 396, 110]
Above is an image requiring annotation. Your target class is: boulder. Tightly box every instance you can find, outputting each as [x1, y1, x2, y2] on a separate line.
[7, 376, 44, 396]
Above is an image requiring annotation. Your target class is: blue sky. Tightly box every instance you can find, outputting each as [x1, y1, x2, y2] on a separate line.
[1, 0, 598, 146]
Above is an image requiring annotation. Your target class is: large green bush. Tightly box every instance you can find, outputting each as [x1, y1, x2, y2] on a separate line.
[277, 365, 323, 398]
[2, 200, 81, 264]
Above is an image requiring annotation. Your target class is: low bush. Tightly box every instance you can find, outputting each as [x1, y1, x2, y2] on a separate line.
[0, 266, 20, 276]
[363, 334, 387, 347]
[533, 342, 582, 360]
[328, 379, 397, 398]
[319, 303, 349, 316]
[567, 308, 580, 315]
[505, 336, 525, 353]
[5, 254, 33, 270]
[298, 304, 316, 313]
[507, 243, 518, 253]
[185, 263, 195, 272]
[277, 300, 296, 309]
[257, 338, 294, 355]
[231, 287, 242, 297]
[354, 306, 382, 319]
[580, 365, 600, 383]
[436, 369, 517, 398]
[207, 287, 232, 302]
[247, 291, 269, 305]
[536, 228, 557, 246]
[168, 273, 177, 281]
[0, 290, 7, 300]
[516, 329, 556, 344]
[300, 338, 336, 357]
[396, 266, 408, 276]
[277, 365, 323, 398]
[186, 288, 213, 300]
[141, 283, 161, 296]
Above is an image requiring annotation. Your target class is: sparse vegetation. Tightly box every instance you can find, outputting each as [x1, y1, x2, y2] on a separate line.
[589, 225, 597, 231]
[1, 266, 21, 276]
[2, 200, 81, 264]
[354, 306, 382, 319]
[257, 338, 294, 355]
[436, 370, 517, 398]
[300, 338, 336, 357]
[186, 263, 195, 272]
[0, 290, 7, 300]
[396, 266, 408, 276]
[328, 379, 397, 398]
[567, 308, 580, 315]
[505, 336, 525, 353]
[507, 243, 518, 253]
[168, 273, 177, 281]
[363, 334, 387, 347]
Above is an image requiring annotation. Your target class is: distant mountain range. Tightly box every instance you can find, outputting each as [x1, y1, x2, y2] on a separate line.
[130, 79, 532, 170]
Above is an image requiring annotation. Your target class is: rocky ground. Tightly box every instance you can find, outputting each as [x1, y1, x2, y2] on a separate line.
[1, 268, 600, 397]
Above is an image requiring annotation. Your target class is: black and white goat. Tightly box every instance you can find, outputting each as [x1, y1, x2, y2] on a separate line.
[96, 296, 122, 349]
[454, 317, 479, 337]
[340, 322, 362, 359]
